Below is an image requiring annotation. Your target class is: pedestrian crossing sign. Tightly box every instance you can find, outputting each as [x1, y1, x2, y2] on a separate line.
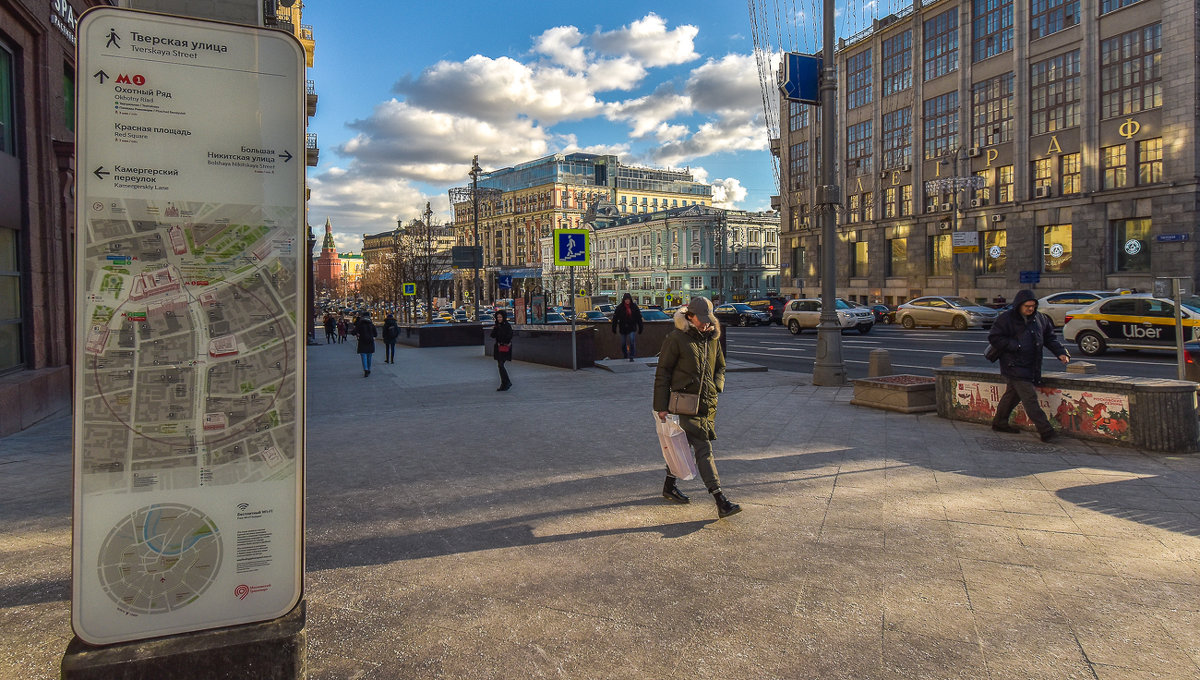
[403, 282, 416, 295]
[553, 229, 590, 266]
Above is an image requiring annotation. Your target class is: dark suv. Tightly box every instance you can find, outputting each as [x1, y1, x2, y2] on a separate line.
[746, 297, 788, 325]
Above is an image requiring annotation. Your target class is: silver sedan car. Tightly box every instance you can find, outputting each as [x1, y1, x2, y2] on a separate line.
[895, 296, 999, 330]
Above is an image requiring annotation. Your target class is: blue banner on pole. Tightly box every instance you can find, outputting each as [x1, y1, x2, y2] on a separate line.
[498, 275, 513, 289]
[779, 53, 821, 104]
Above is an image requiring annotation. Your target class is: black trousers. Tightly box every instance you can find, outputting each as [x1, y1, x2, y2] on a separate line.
[384, 341, 396, 362]
[993, 376, 1054, 434]
[497, 358, 511, 386]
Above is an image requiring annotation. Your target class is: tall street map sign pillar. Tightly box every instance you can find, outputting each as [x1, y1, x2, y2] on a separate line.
[72, 8, 305, 646]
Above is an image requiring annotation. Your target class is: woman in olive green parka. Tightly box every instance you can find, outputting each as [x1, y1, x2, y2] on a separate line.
[653, 296, 741, 518]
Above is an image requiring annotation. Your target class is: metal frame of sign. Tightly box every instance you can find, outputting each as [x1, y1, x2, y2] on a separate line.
[553, 229, 590, 266]
[73, 7, 305, 644]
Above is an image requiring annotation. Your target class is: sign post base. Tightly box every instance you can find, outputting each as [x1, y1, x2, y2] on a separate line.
[61, 599, 306, 680]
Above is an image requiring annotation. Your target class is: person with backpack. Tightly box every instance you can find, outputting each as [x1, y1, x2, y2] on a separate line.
[381, 313, 400, 364]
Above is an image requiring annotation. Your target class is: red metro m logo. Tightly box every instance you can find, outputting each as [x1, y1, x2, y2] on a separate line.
[115, 74, 146, 86]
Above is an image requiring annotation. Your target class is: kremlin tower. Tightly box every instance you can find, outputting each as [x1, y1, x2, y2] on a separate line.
[314, 218, 342, 290]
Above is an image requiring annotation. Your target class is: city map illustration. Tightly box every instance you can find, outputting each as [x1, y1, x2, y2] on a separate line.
[78, 197, 299, 613]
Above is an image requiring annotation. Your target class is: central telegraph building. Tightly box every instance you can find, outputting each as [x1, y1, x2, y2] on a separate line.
[778, 0, 1198, 305]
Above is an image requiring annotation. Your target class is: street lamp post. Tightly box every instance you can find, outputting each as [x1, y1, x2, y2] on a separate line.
[924, 149, 986, 297]
[469, 155, 482, 323]
[812, 0, 846, 386]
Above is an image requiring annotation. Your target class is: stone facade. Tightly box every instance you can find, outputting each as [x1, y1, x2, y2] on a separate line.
[778, 0, 1199, 307]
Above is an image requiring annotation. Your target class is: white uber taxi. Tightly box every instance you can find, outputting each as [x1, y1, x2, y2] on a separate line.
[1062, 294, 1200, 356]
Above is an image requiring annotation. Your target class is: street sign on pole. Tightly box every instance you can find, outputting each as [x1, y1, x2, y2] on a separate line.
[553, 229, 590, 266]
[951, 231, 979, 254]
[497, 275, 513, 290]
[403, 283, 417, 296]
[73, 8, 305, 645]
[778, 52, 821, 104]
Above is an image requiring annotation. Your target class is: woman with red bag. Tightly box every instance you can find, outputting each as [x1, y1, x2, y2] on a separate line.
[490, 309, 514, 391]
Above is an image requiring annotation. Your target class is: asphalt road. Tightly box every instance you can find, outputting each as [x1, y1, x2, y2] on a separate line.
[723, 322, 1192, 381]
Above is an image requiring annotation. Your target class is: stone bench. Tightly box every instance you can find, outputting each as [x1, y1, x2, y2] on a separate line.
[933, 367, 1199, 453]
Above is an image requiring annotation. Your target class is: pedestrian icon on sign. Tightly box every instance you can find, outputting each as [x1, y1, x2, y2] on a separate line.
[106, 29, 120, 48]
[553, 229, 590, 266]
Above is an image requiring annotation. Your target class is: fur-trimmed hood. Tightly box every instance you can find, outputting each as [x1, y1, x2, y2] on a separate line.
[673, 306, 721, 338]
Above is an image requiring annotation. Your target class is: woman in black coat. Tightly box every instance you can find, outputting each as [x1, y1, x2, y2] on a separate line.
[381, 313, 399, 364]
[354, 312, 378, 377]
[490, 310, 513, 391]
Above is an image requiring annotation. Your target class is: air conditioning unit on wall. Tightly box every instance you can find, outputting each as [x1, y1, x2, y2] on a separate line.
[1034, 186, 1051, 199]
[970, 198, 987, 208]
[940, 203, 953, 212]
[991, 214, 1005, 223]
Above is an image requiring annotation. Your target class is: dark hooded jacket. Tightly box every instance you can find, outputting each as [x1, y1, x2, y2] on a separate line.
[382, 315, 399, 342]
[354, 317, 377, 354]
[987, 289, 1066, 384]
[612, 296, 644, 335]
[653, 309, 726, 439]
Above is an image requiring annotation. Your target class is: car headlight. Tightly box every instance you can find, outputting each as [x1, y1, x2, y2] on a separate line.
[966, 311, 982, 317]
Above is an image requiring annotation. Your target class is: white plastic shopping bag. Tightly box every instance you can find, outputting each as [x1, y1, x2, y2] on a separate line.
[655, 412, 698, 481]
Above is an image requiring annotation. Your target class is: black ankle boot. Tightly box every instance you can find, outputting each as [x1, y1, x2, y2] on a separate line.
[662, 476, 690, 504]
[713, 491, 741, 518]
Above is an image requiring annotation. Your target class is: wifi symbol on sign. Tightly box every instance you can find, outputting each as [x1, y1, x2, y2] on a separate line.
[237, 503, 249, 511]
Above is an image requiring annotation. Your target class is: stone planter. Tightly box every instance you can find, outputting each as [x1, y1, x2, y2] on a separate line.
[850, 374, 937, 413]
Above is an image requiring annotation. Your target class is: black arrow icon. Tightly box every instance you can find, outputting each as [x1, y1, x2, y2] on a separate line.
[279, 150, 293, 163]
[94, 70, 109, 84]
[93, 167, 110, 180]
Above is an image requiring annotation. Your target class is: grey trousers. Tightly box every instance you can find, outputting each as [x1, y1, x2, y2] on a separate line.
[665, 414, 721, 493]
[993, 376, 1054, 435]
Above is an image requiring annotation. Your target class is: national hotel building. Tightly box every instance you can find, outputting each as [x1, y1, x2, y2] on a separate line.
[778, 0, 1199, 306]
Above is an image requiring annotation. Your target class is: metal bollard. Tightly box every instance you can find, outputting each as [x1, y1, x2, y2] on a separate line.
[941, 353, 967, 366]
[1066, 361, 1098, 374]
[867, 348, 893, 377]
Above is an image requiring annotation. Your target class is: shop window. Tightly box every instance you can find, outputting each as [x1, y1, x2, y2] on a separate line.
[929, 234, 953, 276]
[1041, 224, 1072, 273]
[852, 241, 869, 277]
[0, 228, 21, 372]
[983, 230, 1007, 273]
[1113, 218, 1151, 272]
[888, 238, 907, 277]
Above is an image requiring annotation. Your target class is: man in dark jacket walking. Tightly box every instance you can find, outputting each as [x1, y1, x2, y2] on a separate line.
[611, 292, 644, 361]
[987, 289, 1070, 441]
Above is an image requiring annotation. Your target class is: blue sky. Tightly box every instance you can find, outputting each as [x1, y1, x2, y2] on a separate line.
[303, 0, 903, 250]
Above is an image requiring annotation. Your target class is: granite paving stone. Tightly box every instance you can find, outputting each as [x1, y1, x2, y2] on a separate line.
[2, 343, 1199, 678]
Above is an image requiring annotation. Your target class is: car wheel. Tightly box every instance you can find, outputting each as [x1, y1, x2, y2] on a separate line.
[858, 324, 872, 335]
[788, 319, 801, 335]
[737, 316, 747, 327]
[901, 315, 915, 329]
[1076, 331, 1107, 356]
[952, 316, 968, 331]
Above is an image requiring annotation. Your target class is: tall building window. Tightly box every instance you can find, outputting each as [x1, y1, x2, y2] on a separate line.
[852, 241, 869, 277]
[923, 92, 959, 161]
[901, 185, 913, 216]
[998, 165, 1014, 202]
[846, 121, 873, 175]
[1113, 218, 1151, 272]
[863, 192, 874, 221]
[846, 49, 872, 110]
[848, 194, 860, 223]
[789, 141, 810, 190]
[690, 275, 703, 289]
[973, 0, 1013, 62]
[1100, 24, 1162, 119]
[888, 238, 907, 277]
[1042, 224, 1072, 273]
[923, 9, 958, 81]
[1060, 153, 1081, 194]
[1033, 158, 1053, 194]
[1102, 144, 1127, 189]
[882, 108, 912, 169]
[881, 30, 912, 96]
[1030, 50, 1081, 135]
[788, 101, 810, 132]
[1031, 0, 1079, 40]
[884, 187, 898, 219]
[983, 230, 1007, 273]
[1137, 138, 1162, 184]
[0, 228, 21, 372]
[974, 169, 992, 203]
[971, 72, 1013, 147]
[0, 43, 13, 155]
[930, 234, 954, 276]
[1102, 0, 1146, 13]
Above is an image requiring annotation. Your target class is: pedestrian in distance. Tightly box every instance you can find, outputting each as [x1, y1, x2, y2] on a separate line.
[337, 316, 349, 344]
[491, 309, 513, 391]
[323, 313, 335, 344]
[354, 311, 378, 377]
[611, 292, 644, 361]
[653, 296, 741, 519]
[987, 289, 1070, 442]
[381, 313, 399, 364]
